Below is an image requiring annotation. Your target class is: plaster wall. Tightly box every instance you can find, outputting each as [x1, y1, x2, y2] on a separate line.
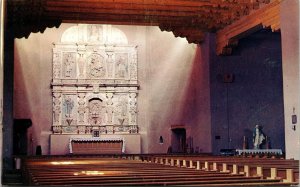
[280, 0, 300, 160]
[14, 24, 212, 154]
[210, 31, 285, 155]
[144, 28, 212, 153]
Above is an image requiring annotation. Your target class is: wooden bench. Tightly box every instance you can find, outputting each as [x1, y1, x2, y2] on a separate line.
[21, 155, 299, 186]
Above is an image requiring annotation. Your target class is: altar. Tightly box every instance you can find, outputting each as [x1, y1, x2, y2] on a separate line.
[69, 137, 125, 154]
[236, 149, 283, 156]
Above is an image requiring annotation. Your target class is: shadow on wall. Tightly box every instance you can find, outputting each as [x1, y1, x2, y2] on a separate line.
[14, 44, 36, 156]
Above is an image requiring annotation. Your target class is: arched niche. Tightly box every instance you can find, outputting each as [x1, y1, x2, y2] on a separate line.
[61, 24, 128, 44]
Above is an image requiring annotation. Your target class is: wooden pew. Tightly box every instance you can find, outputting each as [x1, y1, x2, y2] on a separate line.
[21, 155, 299, 186]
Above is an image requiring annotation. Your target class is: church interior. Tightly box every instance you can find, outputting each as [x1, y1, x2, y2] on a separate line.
[0, 0, 299, 186]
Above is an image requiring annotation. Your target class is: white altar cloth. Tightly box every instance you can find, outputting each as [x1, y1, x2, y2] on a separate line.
[236, 149, 282, 155]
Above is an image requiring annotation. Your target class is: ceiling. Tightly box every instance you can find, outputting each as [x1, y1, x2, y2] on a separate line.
[7, 0, 281, 54]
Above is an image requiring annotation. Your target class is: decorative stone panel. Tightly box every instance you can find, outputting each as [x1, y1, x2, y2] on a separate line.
[52, 24, 138, 135]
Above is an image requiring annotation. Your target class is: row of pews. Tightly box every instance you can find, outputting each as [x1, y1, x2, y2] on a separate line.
[22, 154, 299, 186]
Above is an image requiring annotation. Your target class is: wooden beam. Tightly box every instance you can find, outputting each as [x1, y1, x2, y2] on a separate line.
[216, 0, 281, 55]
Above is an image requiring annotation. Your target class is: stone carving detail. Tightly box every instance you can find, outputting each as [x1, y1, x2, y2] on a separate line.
[78, 52, 85, 77]
[89, 53, 106, 78]
[88, 25, 103, 42]
[53, 93, 61, 124]
[129, 93, 137, 125]
[114, 95, 129, 126]
[53, 51, 61, 79]
[63, 95, 77, 126]
[88, 98, 103, 126]
[77, 126, 86, 134]
[78, 93, 86, 123]
[52, 24, 139, 134]
[115, 53, 128, 79]
[106, 52, 114, 78]
[63, 53, 76, 78]
[130, 53, 138, 80]
[106, 93, 114, 124]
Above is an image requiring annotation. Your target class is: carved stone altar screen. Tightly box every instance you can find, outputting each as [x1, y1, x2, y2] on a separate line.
[52, 24, 138, 135]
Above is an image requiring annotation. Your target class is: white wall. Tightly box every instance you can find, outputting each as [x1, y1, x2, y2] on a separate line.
[280, 0, 300, 160]
[14, 24, 212, 154]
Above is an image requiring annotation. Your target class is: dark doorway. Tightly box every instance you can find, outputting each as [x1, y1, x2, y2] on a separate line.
[171, 128, 186, 153]
[13, 119, 32, 155]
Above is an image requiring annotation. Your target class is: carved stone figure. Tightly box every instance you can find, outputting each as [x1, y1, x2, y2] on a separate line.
[63, 53, 75, 77]
[78, 93, 86, 123]
[63, 96, 74, 118]
[130, 54, 138, 80]
[88, 99, 103, 126]
[129, 93, 137, 124]
[53, 93, 61, 123]
[106, 93, 114, 124]
[115, 54, 127, 78]
[114, 95, 128, 125]
[89, 53, 105, 78]
[53, 52, 61, 79]
[106, 52, 114, 78]
[78, 53, 85, 77]
[88, 25, 102, 42]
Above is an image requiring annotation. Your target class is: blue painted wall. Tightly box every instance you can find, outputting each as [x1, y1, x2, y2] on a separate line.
[209, 31, 285, 154]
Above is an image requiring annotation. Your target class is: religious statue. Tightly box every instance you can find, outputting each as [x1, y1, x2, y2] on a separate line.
[63, 96, 74, 118]
[78, 93, 86, 123]
[53, 93, 61, 123]
[116, 55, 127, 78]
[64, 53, 75, 77]
[253, 124, 265, 149]
[88, 99, 102, 125]
[106, 93, 114, 124]
[89, 53, 105, 78]
[106, 52, 114, 78]
[78, 53, 85, 77]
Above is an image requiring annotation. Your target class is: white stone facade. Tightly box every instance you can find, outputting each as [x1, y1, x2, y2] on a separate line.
[52, 24, 139, 135]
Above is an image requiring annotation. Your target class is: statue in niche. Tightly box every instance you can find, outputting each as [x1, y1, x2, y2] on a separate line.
[63, 96, 74, 126]
[88, 99, 103, 126]
[130, 54, 138, 80]
[78, 93, 86, 123]
[106, 93, 114, 124]
[53, 93, 61, 123]
[129, 93, 137, 124]
[115, 96, 128, 125]
[89, 53, 105, 78]
[129, 105, 137, 124]
[63, 96, 74, 118]
[115, 54, 127, 78]
[88, 25, 102, 42]
[63, 53, 75, 77]
[106, 52, 114, 78]
[78, 53, 85, 77]
[253, 124, 266, 149]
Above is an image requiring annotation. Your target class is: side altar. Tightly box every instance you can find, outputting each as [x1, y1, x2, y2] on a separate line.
[50, 24, 141, 154]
